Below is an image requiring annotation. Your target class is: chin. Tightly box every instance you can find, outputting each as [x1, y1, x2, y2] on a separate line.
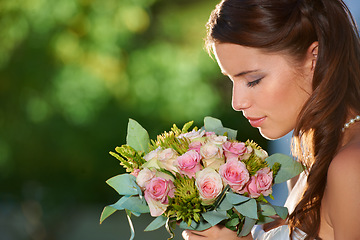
[259, 128, 290, 140]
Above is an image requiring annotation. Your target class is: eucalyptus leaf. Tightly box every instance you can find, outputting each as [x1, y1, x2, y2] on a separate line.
[144, 215, 167, 231]
[100, 196, 132, 223]
[179, 219, 212, 231]
[259, 203, 276, 217]
[234, 199, 258, 219]
[226, 217, 240, 227]
[106, 174, 141, 196]
[204, 117, 237, 139]
[126, 119, 150, 153]
[256, 216, 276, 225]
[239, 217, 257, 237]
[217, 195, 234, 211]
[121, 196, 150, 214]
[222, 127, 237, 140]
[131, 211, 141, 217]
[214, 127, 238, 140]
[111, 195, 130, 210]
[272, 205, 289, 220]
[204, 117, 223, 132]
[226, 192, 251, 205]
[266, 153, 304, 184]
[202, 210, 228, 226]
[100, 205, 117, 224]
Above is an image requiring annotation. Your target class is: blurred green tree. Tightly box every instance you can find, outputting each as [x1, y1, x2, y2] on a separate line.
[0, 0, 266, 238]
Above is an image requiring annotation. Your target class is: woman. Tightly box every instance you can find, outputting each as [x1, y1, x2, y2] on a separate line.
[183, 0, 360, 239]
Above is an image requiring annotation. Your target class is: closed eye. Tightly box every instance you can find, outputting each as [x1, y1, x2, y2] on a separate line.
[247, 77, 263, 88]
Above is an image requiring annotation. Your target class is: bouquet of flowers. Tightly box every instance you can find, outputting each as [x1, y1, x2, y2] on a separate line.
[100, 117, 303, 239]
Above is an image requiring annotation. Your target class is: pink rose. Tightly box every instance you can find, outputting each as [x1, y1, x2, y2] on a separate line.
[219, 159, 250, 193]
[223, 141, 247, 159]
[175, 150, 202, 178]
[195, 168, 223, 205]
[205, 132, 215, 136]
[245, 167, 273, 198]
[144, 177, 175, 216]
[188, 141, 203, 153]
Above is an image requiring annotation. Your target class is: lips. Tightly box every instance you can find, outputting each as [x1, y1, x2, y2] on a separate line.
[245, 116, 266, 128]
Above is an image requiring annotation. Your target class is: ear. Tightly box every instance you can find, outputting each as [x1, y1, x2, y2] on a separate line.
[307, 41, 319, 71]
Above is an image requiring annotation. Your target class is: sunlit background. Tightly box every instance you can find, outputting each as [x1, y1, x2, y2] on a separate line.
[0, 0, 358, 239]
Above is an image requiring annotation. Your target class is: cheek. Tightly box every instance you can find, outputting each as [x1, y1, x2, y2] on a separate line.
[257, 72, 309, 139]
[262, 71, 309, 116]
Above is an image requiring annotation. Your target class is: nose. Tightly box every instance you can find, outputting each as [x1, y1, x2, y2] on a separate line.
[231, 82, 251, 111]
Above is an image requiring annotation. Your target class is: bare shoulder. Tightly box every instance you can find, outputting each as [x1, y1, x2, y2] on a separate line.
[325, 142, 360, 238]
[327, 142, 360, 180]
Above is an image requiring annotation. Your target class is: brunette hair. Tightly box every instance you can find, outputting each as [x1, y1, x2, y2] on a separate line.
[206, 0, 360, 239]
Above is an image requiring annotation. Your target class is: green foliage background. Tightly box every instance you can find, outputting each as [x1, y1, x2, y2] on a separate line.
[0, 0, 266, 239]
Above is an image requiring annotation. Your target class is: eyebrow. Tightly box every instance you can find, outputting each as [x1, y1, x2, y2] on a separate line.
[221, 69, 260, 77]
[233, 70, 260, 77]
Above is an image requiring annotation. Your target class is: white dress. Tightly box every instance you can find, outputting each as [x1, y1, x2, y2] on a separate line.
[251, 172, 308, 240]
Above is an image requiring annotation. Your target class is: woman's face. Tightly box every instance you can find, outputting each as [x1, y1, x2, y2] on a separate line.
[213, 43, 313, 140]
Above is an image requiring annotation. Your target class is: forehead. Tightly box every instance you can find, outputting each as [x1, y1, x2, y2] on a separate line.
[213, 43, 294, 75]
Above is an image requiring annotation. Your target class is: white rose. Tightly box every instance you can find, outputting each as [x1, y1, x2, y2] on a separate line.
[200, 143, 223, 159]
[195, 168, 223, 205]
[254, 149, 268, 159]
[136, 168, 155, 189]
[207, 134, 227, 145]
[200, 143, 225, 170]
[240, 146, 253, 160]
[144, 148, 160, 161]
[157, 148, 179, 173]
[178, 129, 205, 141]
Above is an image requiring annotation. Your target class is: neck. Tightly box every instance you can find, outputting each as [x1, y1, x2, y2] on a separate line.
[342, 122, 360, 147]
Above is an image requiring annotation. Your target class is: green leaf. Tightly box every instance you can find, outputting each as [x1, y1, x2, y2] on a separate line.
[106, 174, 141, 196]
[259, 203, 276, 217]
[144, 215, 167, 231]
[225, 217, 240, 228]
[238, 217, 257, 237]
[100, 196, 131, 224]
[204, 117, 237, 140]
[217, 195, 234, 211]
[234, 199, 258, 219]
[272, 205, 289, 220]
[265, 153, 304, 184]
[126, 119, 150, 153]
[113, 196, 131, 210]
[100, 205, 117, 224]
[257, 216, 275, 225]
[216, 127, 237, 140]
[226, 192, 251, 205]
[131, 211, 141, 217]
[179, 219, 212, 231]
[121, 196, 150, 214]
[204, 116, 223, 131]
[201, 210, 228, 226]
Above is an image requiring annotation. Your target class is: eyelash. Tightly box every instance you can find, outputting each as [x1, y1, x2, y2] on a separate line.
[247, 77, 263, 88]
